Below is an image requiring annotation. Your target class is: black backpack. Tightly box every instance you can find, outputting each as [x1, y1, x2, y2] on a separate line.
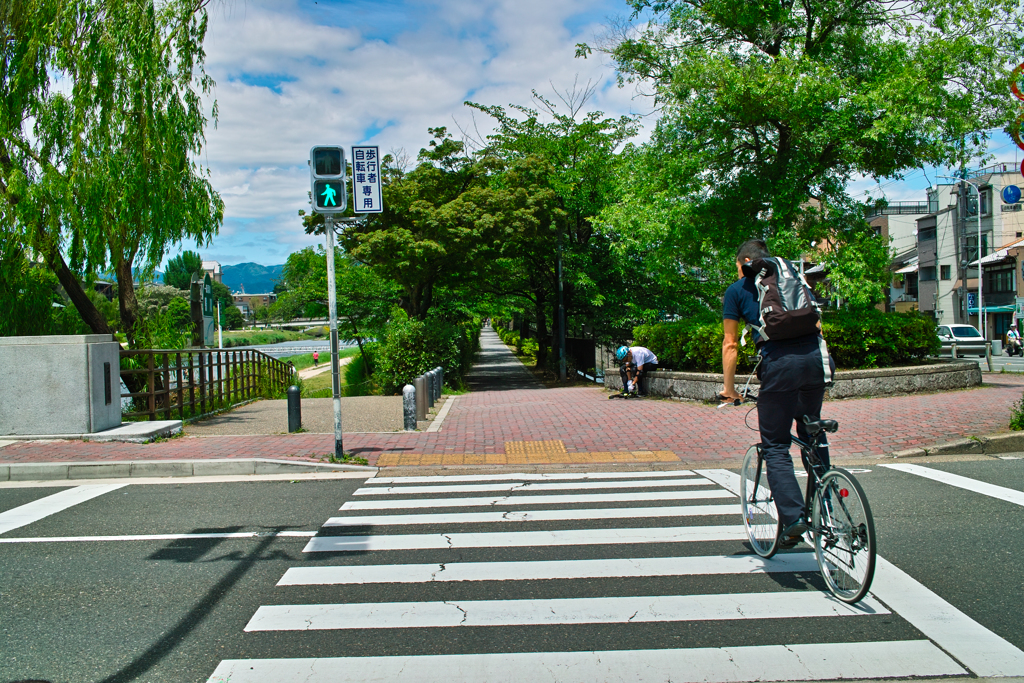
[741, 257, 821, 342]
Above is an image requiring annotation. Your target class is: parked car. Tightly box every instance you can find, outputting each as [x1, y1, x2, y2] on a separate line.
[936, 324, 988, 358]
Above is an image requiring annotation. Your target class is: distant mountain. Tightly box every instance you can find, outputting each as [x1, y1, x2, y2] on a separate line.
[221, 263, 285, 294]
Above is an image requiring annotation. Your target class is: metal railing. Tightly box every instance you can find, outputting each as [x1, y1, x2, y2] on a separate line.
[119, 348, 293, 422]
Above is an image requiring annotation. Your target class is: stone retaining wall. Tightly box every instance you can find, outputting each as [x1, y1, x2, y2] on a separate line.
[605, 360, 982, 401]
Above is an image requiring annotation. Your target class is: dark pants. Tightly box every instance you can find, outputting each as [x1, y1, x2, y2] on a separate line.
[757, 339, 835, 526]
[620, 362, 657, 394]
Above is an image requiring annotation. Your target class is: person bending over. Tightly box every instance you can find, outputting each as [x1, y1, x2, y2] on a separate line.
[616, 345, 658, 396]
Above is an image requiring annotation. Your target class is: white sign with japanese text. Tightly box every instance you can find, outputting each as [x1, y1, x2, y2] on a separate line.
[351, 145, 383, 213]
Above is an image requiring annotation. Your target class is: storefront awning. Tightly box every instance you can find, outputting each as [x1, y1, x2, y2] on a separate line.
[968, 305, 1016, 314]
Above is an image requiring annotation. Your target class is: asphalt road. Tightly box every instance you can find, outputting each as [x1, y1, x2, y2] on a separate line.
[1, 458, 1022, 682]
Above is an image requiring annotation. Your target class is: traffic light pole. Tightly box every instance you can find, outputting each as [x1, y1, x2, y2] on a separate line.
[325, 214, 344, 460]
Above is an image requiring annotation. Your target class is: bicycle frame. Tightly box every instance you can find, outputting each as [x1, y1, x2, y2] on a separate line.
[749, 430, 829, 531]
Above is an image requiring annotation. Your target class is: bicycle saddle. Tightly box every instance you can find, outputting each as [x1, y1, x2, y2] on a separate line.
[802, 416, 838, 435]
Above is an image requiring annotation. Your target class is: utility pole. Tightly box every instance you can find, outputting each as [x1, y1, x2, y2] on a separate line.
[940, 174, 985, 339]
[325, 214, 343, 460]
[557, 230, 566, 381]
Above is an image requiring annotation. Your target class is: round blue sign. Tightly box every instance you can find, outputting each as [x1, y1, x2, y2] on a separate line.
[1003, 185, 1022, 204]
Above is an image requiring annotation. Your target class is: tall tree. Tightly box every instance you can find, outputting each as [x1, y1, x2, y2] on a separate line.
[163, 250, 204, 290]
[583, 0, 1024, 307]
[1, 0, 223, 344]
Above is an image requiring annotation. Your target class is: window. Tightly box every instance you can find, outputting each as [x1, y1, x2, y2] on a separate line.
[918, 226, 936, 241]
[905, 272, 918, 297]
[980, 189, 991, 216]
[988, 269, 1014, 293]
[965, 234, 990, 260]
[920, 266, 937, 281]
[940, 265, 951, 280]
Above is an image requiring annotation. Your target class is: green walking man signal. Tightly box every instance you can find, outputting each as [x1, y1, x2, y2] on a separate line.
[309, 146, 347, 214]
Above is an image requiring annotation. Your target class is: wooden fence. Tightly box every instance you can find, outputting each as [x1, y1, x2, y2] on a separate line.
[120, 348, 293, 422]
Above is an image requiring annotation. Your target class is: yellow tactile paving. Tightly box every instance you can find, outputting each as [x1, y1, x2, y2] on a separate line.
[374, 450, 680, 467]
[504, 440, 568, 456]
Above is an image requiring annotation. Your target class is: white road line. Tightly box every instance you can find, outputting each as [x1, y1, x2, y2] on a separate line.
[704, 466, 1024, 675]
[0, 531, 317, 543]
[323, 504, 740, 527]
[882, 463, 1024, 507]
[697, 468, 742, 494]
[207, 640, 964, 683]
[355, 478, 710, 496]
[341, 490, 734, 511]
[278, 553, 820, 585]
[304, 525, 748, 553]
[0, 484, 127, 535]
[244, 590, 887, 631]
[368, 470, 696, 484]
[870, 557, 1024, 676]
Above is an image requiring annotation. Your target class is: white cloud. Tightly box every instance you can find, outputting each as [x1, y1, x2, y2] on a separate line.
[178, 0, 642, 269]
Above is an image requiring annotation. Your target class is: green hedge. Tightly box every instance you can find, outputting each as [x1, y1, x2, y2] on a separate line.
[634, 310, 940, 372]
[368, 313, 482, 394]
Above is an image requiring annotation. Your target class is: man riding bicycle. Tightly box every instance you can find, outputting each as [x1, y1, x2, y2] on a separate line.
[616, 346, 658, 396]
[721, 239, 835, 548]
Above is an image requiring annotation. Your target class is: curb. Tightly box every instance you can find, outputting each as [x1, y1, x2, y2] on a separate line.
[0, 457, 377, 482]
[885, 432, 1024, 459]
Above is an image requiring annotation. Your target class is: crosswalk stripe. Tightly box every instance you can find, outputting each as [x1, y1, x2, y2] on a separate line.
[882, 463, 1024, 507]
[323, 503, 740, 527]
[206, 640, 965, 683]
[304, 525, 746, 553]
[355, 478, 710, 496]
[277, 552, 820, 585]
[340, 489, 735, 510]
[368, 470, 697, 484]
[245, 590, 887, 631]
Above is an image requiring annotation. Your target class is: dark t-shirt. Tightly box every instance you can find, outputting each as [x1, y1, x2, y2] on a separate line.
[723, 278, 765, 345]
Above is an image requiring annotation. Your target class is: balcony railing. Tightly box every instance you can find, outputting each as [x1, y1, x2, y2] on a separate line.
[865, 202, 931, 219]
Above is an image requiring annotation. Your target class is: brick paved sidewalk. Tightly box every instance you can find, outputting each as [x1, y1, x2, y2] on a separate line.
[3, 326, 1023, 468]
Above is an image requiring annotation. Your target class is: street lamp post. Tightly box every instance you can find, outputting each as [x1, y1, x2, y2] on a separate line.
[937, 175, 985, 341]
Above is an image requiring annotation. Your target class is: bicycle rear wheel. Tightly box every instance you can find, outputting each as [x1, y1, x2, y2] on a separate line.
[740, 445, 780, 558]
[812, 468, 876, 603]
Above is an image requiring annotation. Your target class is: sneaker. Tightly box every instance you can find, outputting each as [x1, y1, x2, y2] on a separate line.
[781, 518, 809, 537]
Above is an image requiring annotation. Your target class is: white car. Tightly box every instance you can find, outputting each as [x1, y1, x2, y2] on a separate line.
[936, 324, 987, 357]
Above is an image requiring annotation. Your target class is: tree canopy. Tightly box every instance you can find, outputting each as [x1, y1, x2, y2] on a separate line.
[581, 0, 1024, 307]
[164, 250, 204, 290]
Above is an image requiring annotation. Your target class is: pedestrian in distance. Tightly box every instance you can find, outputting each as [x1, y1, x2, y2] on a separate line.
[616, 346, 658, 396]
[720, 238, 835, 549]
[313, 351, 319, 368]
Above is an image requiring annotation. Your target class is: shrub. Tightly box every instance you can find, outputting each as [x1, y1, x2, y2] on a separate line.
[821, 310, 939, 368]
[1011, 393, 1024, 431]
[635, 309, 940, 372]
[370, 312, 481, 394]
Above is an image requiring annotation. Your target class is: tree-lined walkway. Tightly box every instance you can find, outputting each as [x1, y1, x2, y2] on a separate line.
[2, 341, 1024, 468]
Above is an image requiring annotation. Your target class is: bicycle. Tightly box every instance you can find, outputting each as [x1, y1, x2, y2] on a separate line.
[738, 409, 877, 604]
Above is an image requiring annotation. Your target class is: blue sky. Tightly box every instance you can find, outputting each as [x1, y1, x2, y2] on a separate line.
[183, 0, 641, 268]
[178, 0, 1024, 269]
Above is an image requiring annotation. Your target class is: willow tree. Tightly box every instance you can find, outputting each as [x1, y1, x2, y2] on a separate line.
[583, 0, 1024, 307]
[1, 0, 222, 344]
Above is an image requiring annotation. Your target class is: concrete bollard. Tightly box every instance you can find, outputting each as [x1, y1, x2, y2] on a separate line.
[438, 366, 444, 395]
[414, 374, 427, 421]
[402, 384, 416, 431]
[427, 368, 437, 407]
[986, 342, 993, 372]
[287, 385, 302, 433]
[951, 343, 957, 359]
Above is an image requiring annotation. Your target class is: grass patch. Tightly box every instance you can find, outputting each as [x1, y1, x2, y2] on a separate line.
[281, 347, 359, 372]
[328, 453, 370, 466]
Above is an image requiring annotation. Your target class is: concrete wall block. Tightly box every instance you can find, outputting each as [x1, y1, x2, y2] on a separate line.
[68, 462, 131, 479]
[193, 459, 256, 476]
[131, 461, 194, 478]
[9, 464, 69, 480]
[631, 363, 981, 402]
[0, 335, 123, 436]
[0, 464, 9, 481]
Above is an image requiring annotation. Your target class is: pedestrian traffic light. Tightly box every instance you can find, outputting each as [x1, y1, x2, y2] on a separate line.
[309, 146, 347, 214]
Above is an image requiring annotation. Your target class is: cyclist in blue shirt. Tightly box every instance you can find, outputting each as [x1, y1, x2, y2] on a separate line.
[721, 239, 835, 548]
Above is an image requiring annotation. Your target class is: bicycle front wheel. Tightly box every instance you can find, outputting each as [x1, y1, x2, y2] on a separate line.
[740, 444, 780, 558]
[812, 468, 876, 603]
